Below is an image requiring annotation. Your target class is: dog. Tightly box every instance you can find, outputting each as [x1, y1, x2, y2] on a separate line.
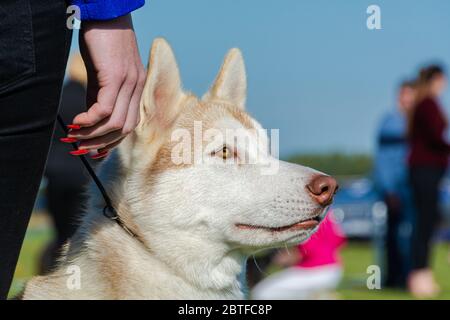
[23, 38, 337, 299]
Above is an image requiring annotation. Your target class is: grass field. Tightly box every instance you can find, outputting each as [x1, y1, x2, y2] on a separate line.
[9, 212, 450, 299]
[9, 213, 55, 298]
[338, 242, 450, 299]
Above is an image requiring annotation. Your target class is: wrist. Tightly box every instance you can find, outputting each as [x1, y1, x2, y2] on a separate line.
[82, 14, 133, 30]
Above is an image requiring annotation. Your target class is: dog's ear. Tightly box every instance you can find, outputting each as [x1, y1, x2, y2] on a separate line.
[120, 39, 184, 168]
[137, 38, 184, 134]
[203, 48, 247, 110]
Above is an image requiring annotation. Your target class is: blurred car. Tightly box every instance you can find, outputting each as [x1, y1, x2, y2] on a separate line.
[334, 175, 450, 240]
[332, 178, 385, 239]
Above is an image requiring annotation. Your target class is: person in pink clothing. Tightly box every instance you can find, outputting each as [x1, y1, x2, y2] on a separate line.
[251, 211, 346, 300]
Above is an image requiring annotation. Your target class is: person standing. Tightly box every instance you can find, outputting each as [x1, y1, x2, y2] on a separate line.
[0, 0, 146, 299]
[408, 65, 448, 298]
[374, 81, 416, 288]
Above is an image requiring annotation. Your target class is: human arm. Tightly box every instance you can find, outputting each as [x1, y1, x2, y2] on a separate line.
[373, 113, 406, 196]
[65, 11, 146, 154]
[420, 98, 450, 153]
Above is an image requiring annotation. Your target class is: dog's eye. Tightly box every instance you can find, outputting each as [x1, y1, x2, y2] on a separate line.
[221, 146, 232, 160]
[212, 145, 234, 160]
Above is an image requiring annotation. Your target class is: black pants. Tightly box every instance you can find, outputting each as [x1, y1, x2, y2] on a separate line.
[384, 195, 405, 287]
[0, 0, 71, 299]
[409, 166, 445, 270]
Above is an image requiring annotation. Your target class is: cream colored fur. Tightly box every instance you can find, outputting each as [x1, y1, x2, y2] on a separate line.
[23, 39, 330, 300]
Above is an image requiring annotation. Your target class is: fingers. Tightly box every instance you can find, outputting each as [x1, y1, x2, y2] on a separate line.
[68, 63, 144, 150]
[78, 130, 124, 150]
[68, 137, 126, 160]
[98, 137, 125, 153]
[122, 64, 144, 134]
[73, 82, 121, 127]
[70, 73, 136, 140]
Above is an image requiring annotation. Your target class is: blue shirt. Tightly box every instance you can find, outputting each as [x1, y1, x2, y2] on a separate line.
[69, 0, 145, 21]
[373, 109, 408, 195]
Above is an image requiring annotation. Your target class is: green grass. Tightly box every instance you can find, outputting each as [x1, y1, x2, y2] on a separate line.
[337, 242, 450, 299]
[8, 213, 54, 299]
[9, 213, 450, 299]
[287, 153, 373, 177]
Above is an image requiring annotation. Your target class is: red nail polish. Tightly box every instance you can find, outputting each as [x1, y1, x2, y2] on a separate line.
[91, 151, 109, 159]
[67, 124, 81, 130]
[69, 149, 89, 156]
[60, 137, 78, 143]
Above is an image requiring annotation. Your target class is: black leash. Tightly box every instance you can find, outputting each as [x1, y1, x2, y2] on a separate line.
[56, 115, 136, 238]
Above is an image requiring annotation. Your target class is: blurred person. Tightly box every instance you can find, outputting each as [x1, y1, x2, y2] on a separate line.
[251, 212, 346, 300]
[0, 0, 145, 299]
[408, 65, 448, 298]
[374, 81, 416, 288]
[40, 54, 95, 273]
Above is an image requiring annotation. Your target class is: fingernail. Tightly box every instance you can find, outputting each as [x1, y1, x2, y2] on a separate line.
[91, 151, 109, 160]
[69, 149, 89, 156]
[60, 137, 78, 143]
[67, 124, 81, 130]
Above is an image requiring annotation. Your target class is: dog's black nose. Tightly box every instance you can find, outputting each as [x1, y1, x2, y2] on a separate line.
[306, 175, 338, 206]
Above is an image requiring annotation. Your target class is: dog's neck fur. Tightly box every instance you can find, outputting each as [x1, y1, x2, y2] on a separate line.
[64, 217, 244, 299]
[69, 149, 246, 299]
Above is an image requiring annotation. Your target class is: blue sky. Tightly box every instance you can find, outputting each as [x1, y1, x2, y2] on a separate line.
[71, 0, 450, 157]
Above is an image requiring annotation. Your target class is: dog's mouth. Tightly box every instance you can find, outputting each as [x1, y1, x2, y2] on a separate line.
[235, 215, 322, 233]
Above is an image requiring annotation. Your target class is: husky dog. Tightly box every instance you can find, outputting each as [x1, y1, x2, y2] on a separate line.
[23, 39, 337, 299]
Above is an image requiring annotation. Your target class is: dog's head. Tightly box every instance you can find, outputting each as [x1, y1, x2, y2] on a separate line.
[116, 38, 337, 254]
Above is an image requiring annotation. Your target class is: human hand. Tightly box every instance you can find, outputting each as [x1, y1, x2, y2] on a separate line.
[66, 14, 145, 157]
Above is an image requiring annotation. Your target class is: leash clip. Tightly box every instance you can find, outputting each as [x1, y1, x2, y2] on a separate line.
[103, 205, 118, 220]
[103, 205, 135, 238]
